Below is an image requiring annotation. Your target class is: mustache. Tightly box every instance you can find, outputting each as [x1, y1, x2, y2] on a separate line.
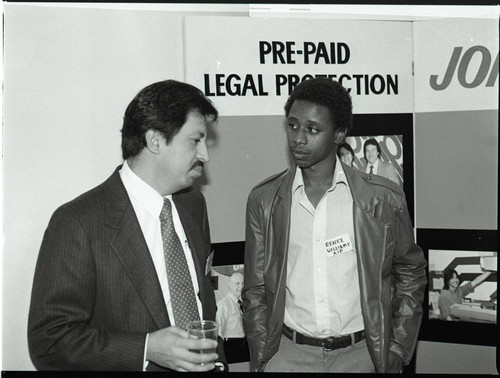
[191, 161, 204, 169]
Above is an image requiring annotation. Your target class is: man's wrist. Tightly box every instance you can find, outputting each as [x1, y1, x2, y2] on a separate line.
[143, 333, 150, 371]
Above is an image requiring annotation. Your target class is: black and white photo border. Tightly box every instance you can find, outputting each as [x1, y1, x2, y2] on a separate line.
[417, 229, 498, 346]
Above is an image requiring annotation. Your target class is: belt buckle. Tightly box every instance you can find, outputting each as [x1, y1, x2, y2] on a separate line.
[321, 336, 336, 351]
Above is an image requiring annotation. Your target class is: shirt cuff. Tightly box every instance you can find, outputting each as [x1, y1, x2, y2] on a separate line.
[143, 333, 150, 371]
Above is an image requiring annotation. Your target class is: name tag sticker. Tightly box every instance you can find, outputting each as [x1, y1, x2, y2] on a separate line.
[324, 233, 353, 257]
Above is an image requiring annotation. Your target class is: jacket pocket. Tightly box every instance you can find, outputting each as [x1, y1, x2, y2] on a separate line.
[381, 222, 396, 279]
[382, 222, 396, 256]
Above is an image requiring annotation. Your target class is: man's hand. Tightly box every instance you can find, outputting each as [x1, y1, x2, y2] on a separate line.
[146, 326, 218, 372]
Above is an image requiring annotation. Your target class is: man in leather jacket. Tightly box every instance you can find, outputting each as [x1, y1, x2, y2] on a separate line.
[242, 78, 427, 373]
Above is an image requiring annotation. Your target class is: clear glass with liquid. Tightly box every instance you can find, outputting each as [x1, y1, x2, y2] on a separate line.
[187, 320, 219, 364]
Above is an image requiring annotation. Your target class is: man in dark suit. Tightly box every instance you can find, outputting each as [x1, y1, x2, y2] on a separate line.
[28, 80, 226, 372]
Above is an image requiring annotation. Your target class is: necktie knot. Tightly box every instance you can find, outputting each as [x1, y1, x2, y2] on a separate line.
[160, 198, 173, 221]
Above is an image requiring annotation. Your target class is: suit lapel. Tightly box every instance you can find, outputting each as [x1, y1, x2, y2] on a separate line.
[343, 162, 380, 216]
[173, 193, 216, 320]
[342, 162, 384, 279]
[104, 167, 170, 329]
[274, 168, 294, 261]
[378, 161, 386, 176]
[271, 169, 294, 298]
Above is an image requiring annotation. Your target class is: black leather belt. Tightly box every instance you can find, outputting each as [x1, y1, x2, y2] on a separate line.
[282, 324, 365, 351]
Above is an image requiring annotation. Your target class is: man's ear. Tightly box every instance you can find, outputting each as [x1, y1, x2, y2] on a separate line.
[334, 128, 347, 144]
[145, 129, 162, 154]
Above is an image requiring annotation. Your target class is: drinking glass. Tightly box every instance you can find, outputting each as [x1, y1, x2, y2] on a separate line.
[187, 320, 219, 364]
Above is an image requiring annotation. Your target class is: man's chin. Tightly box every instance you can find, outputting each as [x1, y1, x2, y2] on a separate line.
[185, 171, 202, 184]
[176, 176, 197, 192]
[294, 160, 312, 169]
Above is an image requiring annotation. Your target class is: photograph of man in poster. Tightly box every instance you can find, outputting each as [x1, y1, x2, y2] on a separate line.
[242, 77, 427, 373]
[363, 138, 400, 186]
[338, 134, 405, 187]
[213, 266, 249, 363]
[216, 271, 245, 339]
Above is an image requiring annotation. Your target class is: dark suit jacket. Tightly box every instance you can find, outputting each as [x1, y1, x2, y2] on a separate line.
[28, 166, 222, 371]
[374, 159, 400, 186]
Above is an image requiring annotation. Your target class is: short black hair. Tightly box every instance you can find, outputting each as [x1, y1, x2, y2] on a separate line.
[363, 138, 381, 159]
[443, 269, 460, 290]
[284, 78, 352, 136]
[121, 80, 218, 160]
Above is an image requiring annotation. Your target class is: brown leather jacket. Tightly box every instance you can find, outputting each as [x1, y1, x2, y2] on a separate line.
[242, 163, 427, 373]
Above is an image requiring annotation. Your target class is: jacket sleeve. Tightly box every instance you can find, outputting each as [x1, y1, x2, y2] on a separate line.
[389, 195, 427, 365]
[199, 196, 227, 366]
[241, 194, 268, 372]
[27, 207, 147, 371]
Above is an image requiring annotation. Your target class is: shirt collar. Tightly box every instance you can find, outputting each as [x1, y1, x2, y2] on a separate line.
[368, 159, 379, 170]
[120, 160, 171, 219]
[334, 161, 348, 187]
[292, 166, 305, 194]
[292, 160, 349, 194]
[227, 292, 240, 301]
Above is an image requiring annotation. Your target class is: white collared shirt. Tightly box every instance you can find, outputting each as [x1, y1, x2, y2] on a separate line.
[119, 161, 203, 322]
[284, 163, 364, 338]
[366, 159, 379, 174]
[216, 293, 245, 338]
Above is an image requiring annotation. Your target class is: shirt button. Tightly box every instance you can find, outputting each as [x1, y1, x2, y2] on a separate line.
[316, 237, 320, 242]
[321, 329, 327, 334]
[319, 299, 324, 304]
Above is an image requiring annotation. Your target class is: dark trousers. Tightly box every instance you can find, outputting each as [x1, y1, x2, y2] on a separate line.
[223, 337, 249, 364]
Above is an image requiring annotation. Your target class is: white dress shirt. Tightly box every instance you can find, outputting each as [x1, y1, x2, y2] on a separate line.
[119, 161, 203, 321]
[366, 159, 379, 174]
[216, 293, 245, 338]
[284, 163, 364, 338]
[119, 161, 203, 369]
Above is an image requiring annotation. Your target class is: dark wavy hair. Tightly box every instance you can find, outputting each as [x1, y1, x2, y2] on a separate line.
[284, 78, 352, 137]
[121, 80, 218, 160]
[363, 138, 381, 160]
[337, 142, 355, 159]
[442, 269, 460, 290]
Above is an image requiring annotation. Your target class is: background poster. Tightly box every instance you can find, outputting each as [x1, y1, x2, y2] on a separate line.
[184, 17, 415, 243]
[414, 18, 498, 230]
[413, 18, 498, 374]
[185, 16, 414, 116]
